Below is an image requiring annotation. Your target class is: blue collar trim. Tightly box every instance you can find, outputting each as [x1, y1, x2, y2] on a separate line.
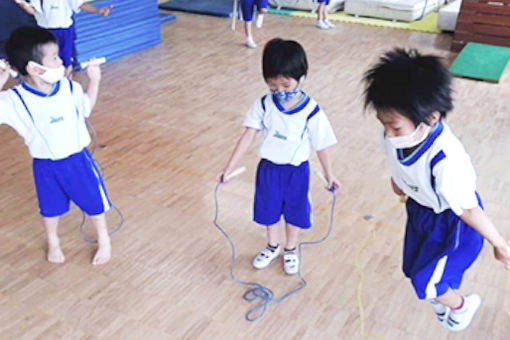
[398, 121, 444, 166]
[272, 92, 310, 115]
[22, 80, 61, 97]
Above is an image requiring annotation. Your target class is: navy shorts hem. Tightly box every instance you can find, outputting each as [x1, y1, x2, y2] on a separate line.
[40, 207, 70, 218]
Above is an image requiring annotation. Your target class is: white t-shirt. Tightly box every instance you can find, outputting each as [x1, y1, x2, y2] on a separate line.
[243, 93, 337, 166]
[383, 121, 479, 216]
[0, 79, 92, 160]
[29, 0, 84, 29]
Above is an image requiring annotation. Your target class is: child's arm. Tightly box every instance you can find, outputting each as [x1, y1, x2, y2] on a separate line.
[13, 0, 36, 15]
[217, 127, 258, 182]
[460, 207, 510, 266]
[316, 148, 341, 191]
[85, 64, 101, 109]
[79, 3, 112, 16]
[391, 178, 405, 196]
[0, 63, 10, 90]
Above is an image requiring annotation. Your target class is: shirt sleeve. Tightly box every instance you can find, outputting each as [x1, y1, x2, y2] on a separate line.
[307, 109, 337, 151]
[433, 154, 479, 216]
[0, 91, 17, 127]
[71, 80, 92, 118]
[243, 98, 265, 130]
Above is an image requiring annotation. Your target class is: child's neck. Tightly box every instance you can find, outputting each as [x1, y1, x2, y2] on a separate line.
[24, 76, 55, 94]
[281, 92, 303, 111]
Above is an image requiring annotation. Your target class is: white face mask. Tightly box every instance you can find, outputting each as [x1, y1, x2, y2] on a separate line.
[28, 61, 65, 84]
[386, 123, 431, 149]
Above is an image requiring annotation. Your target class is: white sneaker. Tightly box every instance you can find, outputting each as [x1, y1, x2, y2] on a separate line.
[324, 19, 335, 28]
[256, 14, 264, 28]
[253, 244, 280, 269]
[283, 249, 299, 275]
[430, 300, 450, 328]
[446, 294, 482, 332]
[245, 36, 257, 49]
[316, 20, 329, 30]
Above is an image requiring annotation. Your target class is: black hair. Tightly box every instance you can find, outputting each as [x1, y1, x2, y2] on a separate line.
[262, 38, 308, 81]
[5, 26, 57, 76]
[363, 48, 453, 126]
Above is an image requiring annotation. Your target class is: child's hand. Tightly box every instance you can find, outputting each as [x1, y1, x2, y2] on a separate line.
[0, 61, 10, 88]
[98, 5, 112, 16]
[216, 169, 229, 183]
[391, 178, 405, 196]
[86, 64, 101, 82]
[494, 241, 510, 267]
[326, 175, 341, 192]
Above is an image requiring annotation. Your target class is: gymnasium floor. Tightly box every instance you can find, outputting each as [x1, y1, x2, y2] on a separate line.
[1, 12, 509, 340]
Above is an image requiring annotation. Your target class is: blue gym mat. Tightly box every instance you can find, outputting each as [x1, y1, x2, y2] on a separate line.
[158, 0, 233, 18]
[74, 0, 161, 68]
[160, 12, 177, 24]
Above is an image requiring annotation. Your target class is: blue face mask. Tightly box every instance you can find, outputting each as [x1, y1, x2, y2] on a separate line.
[271, 87, 301, 103]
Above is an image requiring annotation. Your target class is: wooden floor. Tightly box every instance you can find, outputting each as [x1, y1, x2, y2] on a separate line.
[1, 12, 510, 340]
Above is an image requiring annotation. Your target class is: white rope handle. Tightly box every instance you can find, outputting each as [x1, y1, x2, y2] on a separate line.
[81, 57, 106, 69]
[224, 166, 246, 181]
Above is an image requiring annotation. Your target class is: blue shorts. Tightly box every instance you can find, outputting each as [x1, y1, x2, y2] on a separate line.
[241, 0, 268, 21]
[49, 25, 76, 68]
[33, 149, 111, 217]
[403, 196, 484, 300]
[318, 0, 331, 4]
[254, 159, 311, 229]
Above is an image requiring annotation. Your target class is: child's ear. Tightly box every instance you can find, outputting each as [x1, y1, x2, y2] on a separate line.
[26, 61, 44, 76]
[428, 111, 441, 125]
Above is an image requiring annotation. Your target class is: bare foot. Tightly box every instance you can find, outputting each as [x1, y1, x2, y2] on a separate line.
[47, 242, 65, 264]
[92, 239, 111, 265]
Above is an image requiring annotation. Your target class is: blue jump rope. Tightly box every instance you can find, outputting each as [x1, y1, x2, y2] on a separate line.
[79, 120, 124, 246]
[213, 167, 336, 322]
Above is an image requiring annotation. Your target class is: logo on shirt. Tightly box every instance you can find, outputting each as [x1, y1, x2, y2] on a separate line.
[273, 130, 287, 141]
[402, 179, 419, 192]
[50, 116, 64, 124]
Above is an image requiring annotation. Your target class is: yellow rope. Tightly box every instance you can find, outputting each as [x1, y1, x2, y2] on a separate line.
[506, 265, 510, 320]
[354, 198, 510, 338]
[355, 198, 405, 339]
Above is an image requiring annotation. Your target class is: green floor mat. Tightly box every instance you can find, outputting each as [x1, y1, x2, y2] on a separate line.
[449, 42, 510, 83]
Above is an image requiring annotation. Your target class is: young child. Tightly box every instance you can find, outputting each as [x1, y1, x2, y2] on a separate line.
[217, 38, 340, 274]
[0, 26, 112, 265]
[239, 0, 268, 48]
[316, 0, 335, 30]
[363, 48, 510, 331]
[14, 0, 112, 75]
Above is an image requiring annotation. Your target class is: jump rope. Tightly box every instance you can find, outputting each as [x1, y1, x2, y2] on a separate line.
[355, 197, 510, 339]
[213, 165, 510, 331]
[213, 166, 336, 322]
[0, 57, 124, 247]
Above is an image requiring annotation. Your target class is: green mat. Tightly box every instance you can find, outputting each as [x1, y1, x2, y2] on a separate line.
[449, 42, 510, 83]
[268, 7, 440, 34]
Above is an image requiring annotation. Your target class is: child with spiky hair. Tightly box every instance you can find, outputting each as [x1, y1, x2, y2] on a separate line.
[364, 48, 510, 332]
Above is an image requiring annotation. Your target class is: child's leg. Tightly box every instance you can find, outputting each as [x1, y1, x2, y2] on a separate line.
[244, 21, 253, 40]
[284, 223, 299, 250]
[43, 216, 65, 263]
[89, 213, 111, 265]
[253, 224, 281, 269]
[267, 222, 280, 246]
[317, 3, 325, 21]
[282, 223, 300, 274]
[435, 289, 463, 309]
[255, 0, 268, 28]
